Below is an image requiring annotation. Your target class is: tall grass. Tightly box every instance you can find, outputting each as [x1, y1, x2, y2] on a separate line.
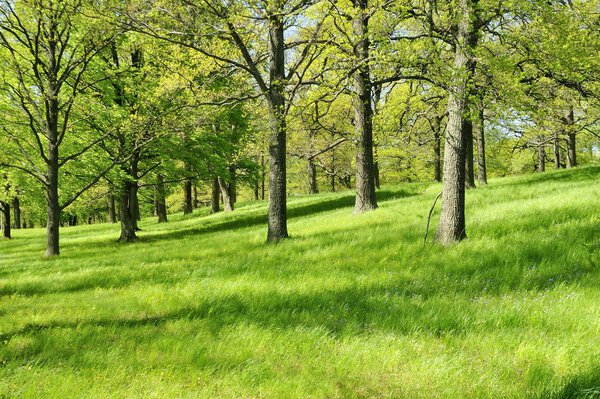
[1, 167, 599, 398]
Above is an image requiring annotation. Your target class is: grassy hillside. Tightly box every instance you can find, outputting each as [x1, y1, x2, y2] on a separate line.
[1, 167, 600, 398]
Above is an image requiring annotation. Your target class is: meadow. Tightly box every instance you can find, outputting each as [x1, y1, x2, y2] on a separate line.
[1, 167, 599, 398]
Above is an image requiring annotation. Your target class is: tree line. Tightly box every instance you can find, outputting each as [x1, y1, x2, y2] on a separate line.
[0, 0, 599, 256]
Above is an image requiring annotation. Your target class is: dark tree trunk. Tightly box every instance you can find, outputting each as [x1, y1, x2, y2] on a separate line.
[435, 0, 473, 245]
[118, 180, 137, 242]
[183, 178, 193, 215]
[266, 7, 288, 241]
[218, 177, 234, 212]
[475, 105, 487, 185]
[567, 133, 576, 168]
[12, 197, 21, 229]
[211, 177, 220, 213]
[1, 202, 11, 239]
[156, 174, 168, 223]
[554, 134, 561, 169]
[108, 193, 117, 223]
[538, 143, 546, 173]
[193, 183, 199, 209]
[46, 138, 60, 256]
[308, 158, 318, 194]
[228, 165, 237, 206]
[464, 119, 476, 189]
[373, 162, 380, 189]
[352, 0, 377, 213]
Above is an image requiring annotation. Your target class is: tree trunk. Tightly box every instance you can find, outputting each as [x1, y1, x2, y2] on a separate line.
[46, 139, 60, 256]
[156, 174, 168, 223]
[353, 0, 377, 213]
[193, 183, 199, 209]
[464, 119, 476, 189]
[538, 143, 546, 173]
[308, 158, 318, 194]
[475, 105, 487, 185]
[435, 0, 473, 245]
[266, 5, 288, 241]
[118, 180, 137, 242]
[12, 197, 21, 229]
[554, 134, 561, 169]
[1, 202, 11, 239]
[211, 177, 220, 213]
[218, 177, 234, 212]
[228, 165, 237, 206]
[566, 133, 576, 168]
[108, 193, 117, 223]
[183, 178, 193, 215]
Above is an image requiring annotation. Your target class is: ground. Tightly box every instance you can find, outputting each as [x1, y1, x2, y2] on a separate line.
[1, 167, 600, 398]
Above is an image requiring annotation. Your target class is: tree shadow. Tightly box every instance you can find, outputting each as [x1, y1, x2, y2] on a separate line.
[534, 369, 600, 399]
[137, 189, 416, 244]
[497, 166, 600, 188]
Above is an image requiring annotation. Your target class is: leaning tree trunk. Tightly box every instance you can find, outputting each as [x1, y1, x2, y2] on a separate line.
[353, 0, 377, 213]
[12, 197, 21, 229]
[475, 105, 487, 185]
[435, 0, 473, 245]
[211, 177, 220, 213]
[1, 202, 11, 239]
[156, 174, 168, 223]
[118, 180, 137, 242]
[218, 177, 234, 212]
[266, 6, 288, 241]
[464, 119, 476, 189]
[565, 106, 576, 168]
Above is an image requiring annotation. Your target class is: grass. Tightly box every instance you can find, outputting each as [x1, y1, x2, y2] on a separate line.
[1, 166, 600, 398]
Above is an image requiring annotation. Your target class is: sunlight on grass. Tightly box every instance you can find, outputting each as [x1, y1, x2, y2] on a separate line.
[1, 167, 599, 398]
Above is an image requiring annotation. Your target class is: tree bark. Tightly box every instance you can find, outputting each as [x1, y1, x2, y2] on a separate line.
[554, 133, 561, 169]
[566, 133, 576, 168]
[218, 177, 234, 212]
[156, 174, 168, 223]
[464, 119, 476, 189]
[475, 105, 487, 185]
[12, 197, 21, 229]
[435, 0, 473, 245]
[266, 4, 288, 241]
[352, 0, 377, 213]
[183, 178, 193, 215]
[108, 193, 117, 223]
[1, 202, 11, 239]
[118, 180, 137, 242]
[46, 137, 60, 256]
[308, 158, 318, 194]
[538, 142, 546, 173]
[211, 177, 220, 213]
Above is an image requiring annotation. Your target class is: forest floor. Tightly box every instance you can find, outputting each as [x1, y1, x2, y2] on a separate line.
[1, 167, 600, 398]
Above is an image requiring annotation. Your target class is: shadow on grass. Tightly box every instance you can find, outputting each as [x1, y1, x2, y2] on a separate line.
[534, 369, 600, 399]
[497, 166, 600, 188]
[137, 189, 415, 244]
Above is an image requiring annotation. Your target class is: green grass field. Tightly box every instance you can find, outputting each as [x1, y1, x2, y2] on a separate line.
[1, 167, 600, 398]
